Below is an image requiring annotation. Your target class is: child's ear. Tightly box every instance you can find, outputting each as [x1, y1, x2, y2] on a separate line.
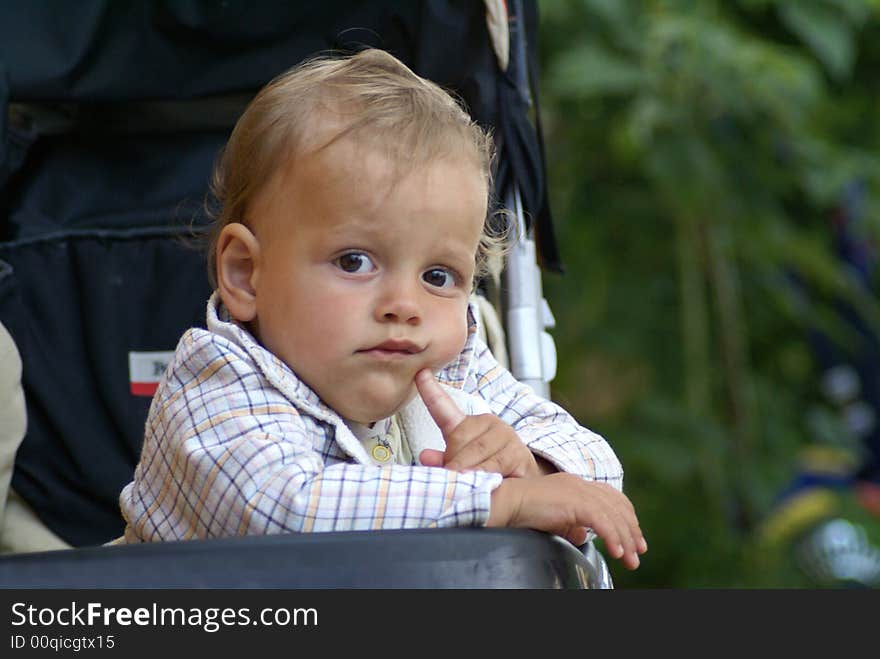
[216, 223, 260, 322]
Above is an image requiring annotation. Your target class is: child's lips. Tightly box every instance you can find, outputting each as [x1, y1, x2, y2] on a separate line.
[358, 339, 424, 358]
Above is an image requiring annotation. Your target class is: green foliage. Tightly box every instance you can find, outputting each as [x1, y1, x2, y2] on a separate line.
[538, 0, 880, 586]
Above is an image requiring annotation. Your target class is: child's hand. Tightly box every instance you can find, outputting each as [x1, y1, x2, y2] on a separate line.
[489, 473, 648, 570]
[415, 369, 542, 478]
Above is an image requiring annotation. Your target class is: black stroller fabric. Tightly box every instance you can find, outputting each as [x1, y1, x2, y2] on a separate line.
[0, 230, 212, 545]
[0, 0, 557, 546]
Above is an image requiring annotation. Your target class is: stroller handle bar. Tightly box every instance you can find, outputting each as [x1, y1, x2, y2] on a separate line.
[504, 185, 557, 397]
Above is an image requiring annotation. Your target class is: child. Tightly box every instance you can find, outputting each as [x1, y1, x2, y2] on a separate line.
[119, 49, 647, 570]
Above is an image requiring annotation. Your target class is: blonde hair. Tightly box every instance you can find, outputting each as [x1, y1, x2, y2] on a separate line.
[206, 48, 508, 287]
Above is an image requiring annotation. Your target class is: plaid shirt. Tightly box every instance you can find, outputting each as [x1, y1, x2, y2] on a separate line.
[119, 294, 623, 542]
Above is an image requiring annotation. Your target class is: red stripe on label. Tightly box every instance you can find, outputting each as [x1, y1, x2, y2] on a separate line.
[130, 382, 159, 397]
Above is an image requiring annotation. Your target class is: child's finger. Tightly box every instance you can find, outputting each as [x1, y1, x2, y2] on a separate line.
[584, 512, 624, 562]
[415, 369, 466, 437]
[419, 448, 445, 467]
[441, 415, 497, 465]
[450, 439, 524, 477]
[603, 495, 645, 569]
[564, 526, 588, 547]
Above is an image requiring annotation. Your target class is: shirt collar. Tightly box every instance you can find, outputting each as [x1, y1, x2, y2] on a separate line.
[207, 292, 337, 420]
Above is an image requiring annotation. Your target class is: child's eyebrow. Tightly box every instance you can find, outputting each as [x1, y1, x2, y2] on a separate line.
[430, 243, 480, 270]
[320, 216, 380, 237]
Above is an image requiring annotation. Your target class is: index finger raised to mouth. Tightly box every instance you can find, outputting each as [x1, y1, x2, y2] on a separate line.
[415, 368, 466, 437]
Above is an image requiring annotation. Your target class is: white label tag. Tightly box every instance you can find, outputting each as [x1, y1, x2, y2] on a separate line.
[128, 351, 174, 396]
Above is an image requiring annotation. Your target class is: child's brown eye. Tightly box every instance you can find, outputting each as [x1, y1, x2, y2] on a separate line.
[422, 268, 455, 289]
[335, 252, 374, 274]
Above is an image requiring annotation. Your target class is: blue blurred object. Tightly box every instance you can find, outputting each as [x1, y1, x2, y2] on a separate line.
[762, 179, 880, 586]
[816, 180, 879, 485]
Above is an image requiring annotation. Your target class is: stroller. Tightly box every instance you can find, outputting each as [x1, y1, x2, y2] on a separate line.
[0, 0, 612, 588]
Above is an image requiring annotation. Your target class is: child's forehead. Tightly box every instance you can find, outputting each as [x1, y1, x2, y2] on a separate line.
[257, 134, 486, 240]
[285, 132, 484, 193]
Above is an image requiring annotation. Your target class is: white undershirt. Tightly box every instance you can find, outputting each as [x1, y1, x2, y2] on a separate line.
[346, 415, 413, 466]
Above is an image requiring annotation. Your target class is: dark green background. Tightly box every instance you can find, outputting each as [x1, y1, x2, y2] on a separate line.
[538, 0, 880, 587]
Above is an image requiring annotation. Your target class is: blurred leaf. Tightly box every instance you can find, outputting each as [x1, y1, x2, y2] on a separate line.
[547, 41, 645, 97]
[779, 1, 857, 80]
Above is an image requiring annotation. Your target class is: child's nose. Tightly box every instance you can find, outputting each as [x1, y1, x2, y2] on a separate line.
[375, 278, 421, 325]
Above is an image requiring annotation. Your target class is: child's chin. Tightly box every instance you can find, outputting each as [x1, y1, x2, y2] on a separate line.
[346, 387, 417, 424]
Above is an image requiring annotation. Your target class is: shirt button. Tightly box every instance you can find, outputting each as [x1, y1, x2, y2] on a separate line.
[371, 444, 391, 463]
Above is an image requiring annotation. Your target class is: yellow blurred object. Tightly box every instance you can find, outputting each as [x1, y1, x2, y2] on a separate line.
[759, 488, 839, 547]
[797, 445, 858, 476]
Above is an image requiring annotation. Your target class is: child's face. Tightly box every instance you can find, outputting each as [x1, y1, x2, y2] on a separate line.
[247, 139, 487, 423]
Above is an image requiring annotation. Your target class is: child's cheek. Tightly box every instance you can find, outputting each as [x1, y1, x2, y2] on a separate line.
[438, 323, 469, 370]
